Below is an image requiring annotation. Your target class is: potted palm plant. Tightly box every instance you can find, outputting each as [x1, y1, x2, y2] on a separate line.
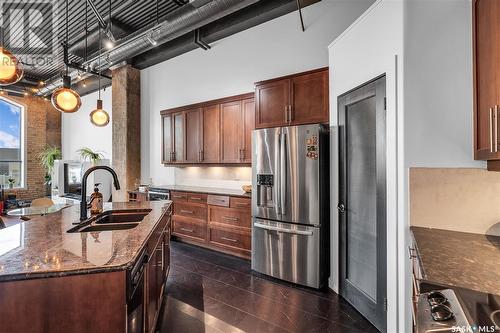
[77, 147, 104, 165]
[38, 146, 62, 196]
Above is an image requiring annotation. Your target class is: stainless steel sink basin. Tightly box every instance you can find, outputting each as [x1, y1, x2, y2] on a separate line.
[67, 209, 152, 233]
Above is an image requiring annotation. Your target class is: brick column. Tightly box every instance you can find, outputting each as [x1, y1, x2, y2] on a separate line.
[112, 65, 141, 202]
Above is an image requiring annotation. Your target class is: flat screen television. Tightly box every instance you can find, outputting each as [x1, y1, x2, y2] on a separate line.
[63, 163, 83, 198]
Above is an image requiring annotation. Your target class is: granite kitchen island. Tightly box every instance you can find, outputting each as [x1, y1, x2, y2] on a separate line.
[0, 201, 172, 333]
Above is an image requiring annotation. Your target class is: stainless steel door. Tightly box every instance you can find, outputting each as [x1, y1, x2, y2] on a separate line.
[338, 76, 387, 332]
[252, 124, 321, 226]
[251, 218, 320, 288]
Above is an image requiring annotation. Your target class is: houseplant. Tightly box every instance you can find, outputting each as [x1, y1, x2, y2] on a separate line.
[38, 146, 62, 195]
[77, 147, 104, 165]
[7, 176, 15, 189]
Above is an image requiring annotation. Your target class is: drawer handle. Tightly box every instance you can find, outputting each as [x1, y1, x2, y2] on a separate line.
[180, 210, 194, 214]
[180, 228, 194, 233]
[234, 203, 249, 207]
[173, 195, 186, 199]
[221, 236, 237, 243]
[222, 216, 239, 221]
[191, 197, 202, 201]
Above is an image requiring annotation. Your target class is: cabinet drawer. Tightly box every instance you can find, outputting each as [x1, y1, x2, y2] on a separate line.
[209, 206, 251, 229]
[174, 202, 207, 220]
[173, 218, 206, 241]
[207, 195, 229, 207]
[230, 197, 251, 210]
[209, 227, 251, 251]
[188, 193, 208, 204]
[171, 191, 188, 202]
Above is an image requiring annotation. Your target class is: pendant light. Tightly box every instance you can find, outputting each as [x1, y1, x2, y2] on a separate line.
[51, 0, 81, 113]
[90, 26, 110, 127]
[0, 25, 23, 85]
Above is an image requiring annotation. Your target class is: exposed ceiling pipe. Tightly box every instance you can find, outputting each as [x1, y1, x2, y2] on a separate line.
[68, 19, 130, 59]
[83, 0, 260, 72]
[36, 0, 259, 96]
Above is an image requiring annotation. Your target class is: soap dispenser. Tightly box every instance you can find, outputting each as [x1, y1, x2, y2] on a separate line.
[90, 183, 103, 215]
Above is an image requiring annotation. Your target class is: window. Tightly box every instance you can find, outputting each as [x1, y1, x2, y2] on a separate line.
[0, 98, 23, 188]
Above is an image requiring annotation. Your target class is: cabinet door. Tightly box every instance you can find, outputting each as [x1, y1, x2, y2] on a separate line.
[202, 105, 220, 163]
[146, 252, 158, 333]
[185, 108, 202, 163]
[242, 98, 255, 163]
[173, 112, 185, 163]
[220, 101, 243, 163]
[290, 69, 329, 125]
[255, 79, 289, 128]
[474, 0, 499, 159]
[162, 114, 173, 163]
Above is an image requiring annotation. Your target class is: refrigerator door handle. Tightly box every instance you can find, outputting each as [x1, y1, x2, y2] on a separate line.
[254, 222, 314, 236]
[275, 130, 281, 215]
[280, 132, 287, 215]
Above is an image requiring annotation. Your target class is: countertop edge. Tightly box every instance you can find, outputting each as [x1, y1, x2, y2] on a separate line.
[0, 201, 172, 283]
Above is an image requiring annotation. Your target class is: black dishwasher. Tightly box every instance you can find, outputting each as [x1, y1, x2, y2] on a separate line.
[127, 250, 148, 333]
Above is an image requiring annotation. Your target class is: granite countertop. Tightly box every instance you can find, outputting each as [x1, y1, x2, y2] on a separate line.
[147, 185, 252, 198]
[411, 226, 500, 295]
[0, 201, 171, 282]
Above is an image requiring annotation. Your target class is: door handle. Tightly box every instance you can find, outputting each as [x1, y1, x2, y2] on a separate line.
[280, 133, 287, 215]
[288, 105, 292, 123]
[495, 105, 498, 153]
[284, 105, 288, 123]
[254, 222, 313, 236]
[490, 107, 494, 153]
[337, 203, 345, 213]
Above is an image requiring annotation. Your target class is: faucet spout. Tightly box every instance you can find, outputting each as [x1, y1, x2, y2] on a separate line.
[80, 166, 121, 221]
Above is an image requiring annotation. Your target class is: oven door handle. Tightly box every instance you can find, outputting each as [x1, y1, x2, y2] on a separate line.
[254, 222, 313, 236]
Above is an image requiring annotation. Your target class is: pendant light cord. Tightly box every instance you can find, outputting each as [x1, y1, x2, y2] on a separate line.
[98, 26, 101, 100]
[65, 0, 69, 76]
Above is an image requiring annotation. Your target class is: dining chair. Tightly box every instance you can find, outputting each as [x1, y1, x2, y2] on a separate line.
[31, 198, 54, 208]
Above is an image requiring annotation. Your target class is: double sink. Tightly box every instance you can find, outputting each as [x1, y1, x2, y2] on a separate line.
[67, 209, 152, 233]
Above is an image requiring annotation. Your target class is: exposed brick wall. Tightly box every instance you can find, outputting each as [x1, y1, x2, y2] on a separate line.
[3, 95, 61, 201]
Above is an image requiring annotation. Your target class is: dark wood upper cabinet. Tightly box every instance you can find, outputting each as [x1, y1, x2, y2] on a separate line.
[221, 101, 243, 163]
[474, 0, 500, 166]
[255, 67, 329, 129]
[161, 93, 254, 165]
[290, 70, 329, 125]
[202, 104, 220, 163]
[173, 112, 185, 163]
[162, 114, 173, 163]
[185, 108, 202, 163]
[255, 79, 289, 128]
[242, 98, 255, 163]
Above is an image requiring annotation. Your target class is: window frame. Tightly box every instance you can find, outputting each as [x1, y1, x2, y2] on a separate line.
[0, 97, 26, 189]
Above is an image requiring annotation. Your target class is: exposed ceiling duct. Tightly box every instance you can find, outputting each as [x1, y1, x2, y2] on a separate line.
[68, 19, 130, 59]
[36, 0, 259, 96]
[84, 0, 261, 72]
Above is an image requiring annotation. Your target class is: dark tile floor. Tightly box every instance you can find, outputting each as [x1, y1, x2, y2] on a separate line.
[156, 241, 379, 333]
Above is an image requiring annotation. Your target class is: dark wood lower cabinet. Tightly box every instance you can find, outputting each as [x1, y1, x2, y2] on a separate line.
[0, 210, 172, 333]
[171, 191, 251, 259]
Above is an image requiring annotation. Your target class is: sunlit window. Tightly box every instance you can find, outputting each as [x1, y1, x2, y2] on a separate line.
[0, 97, 24, 188]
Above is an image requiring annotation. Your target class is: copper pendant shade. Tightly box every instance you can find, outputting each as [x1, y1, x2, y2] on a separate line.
[0, 47, 24, 85]
[51, 75, 81, 113]
[90, 99, 110, 127]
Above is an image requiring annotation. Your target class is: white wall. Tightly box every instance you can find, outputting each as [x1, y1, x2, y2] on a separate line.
[140, 0, 375, 186]
[61, 88, 112, 161]
[328, 1, 404, 332]
[404, 0, 481, 168]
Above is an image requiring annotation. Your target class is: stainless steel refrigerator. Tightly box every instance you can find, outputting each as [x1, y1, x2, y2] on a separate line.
[251, 123, 329, 288]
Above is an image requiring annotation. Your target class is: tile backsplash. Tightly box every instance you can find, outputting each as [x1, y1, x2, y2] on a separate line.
[173, 166, 252, 190]
[410, 168, 500, 236]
